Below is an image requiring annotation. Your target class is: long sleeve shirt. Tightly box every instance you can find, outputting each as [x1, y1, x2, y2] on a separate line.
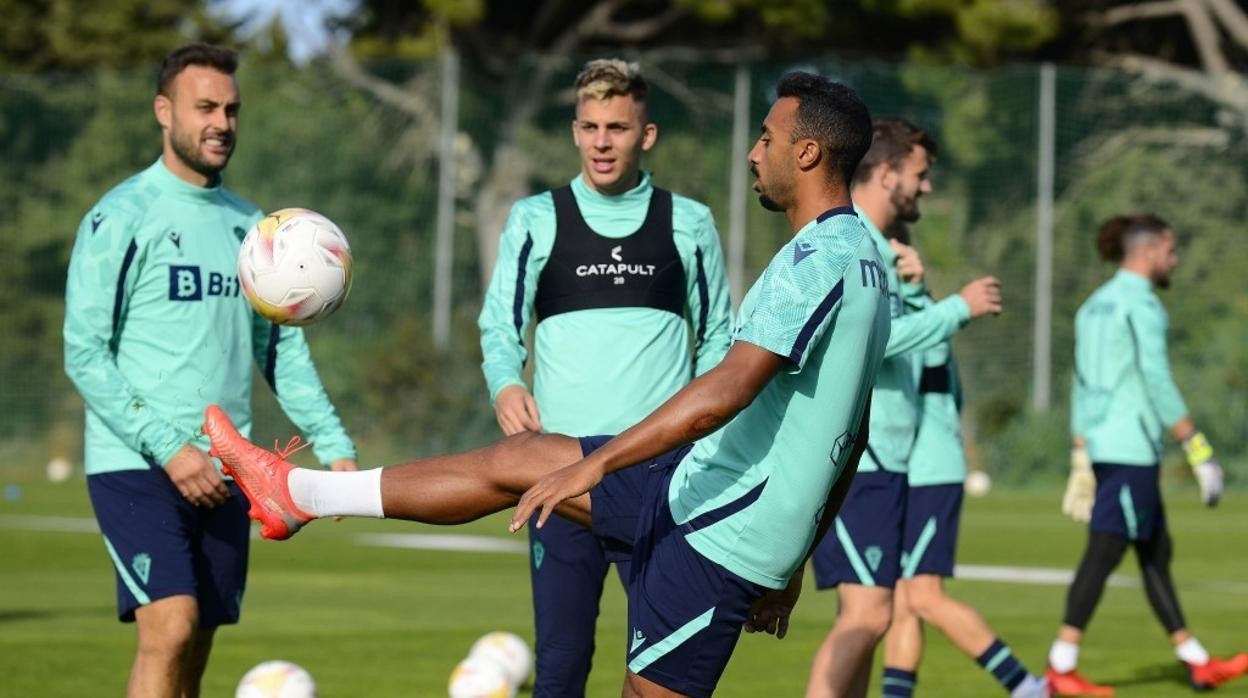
[64, 159, 355, 473]
[477, 172, 732, 436]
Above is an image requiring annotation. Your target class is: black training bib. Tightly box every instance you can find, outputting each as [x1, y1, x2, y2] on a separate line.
[535, 185, 685, 322]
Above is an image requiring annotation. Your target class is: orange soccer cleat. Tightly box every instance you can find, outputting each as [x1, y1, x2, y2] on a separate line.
[1046, 666, 1114, 696]
[203, 404, 312, 540]
[1188, 653, 1248, 691]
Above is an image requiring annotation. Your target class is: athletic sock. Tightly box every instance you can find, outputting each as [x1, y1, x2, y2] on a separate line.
[881, 667, 916, 698]
[1049, 639, 1079, 673]
[288, 467, 384, 518]
[1176, 637, 1211, 665]
[977, 638, 1028, 691]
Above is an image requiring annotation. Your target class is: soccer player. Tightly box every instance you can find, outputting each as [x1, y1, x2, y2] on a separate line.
[63, 43, 358, 698]
[1046, 213, 1246, 696]
[203, 71, 888, 698]
[877, 222, 1046, 698]
[477, 58, 731, 697]
[805, 118, 1016, 698]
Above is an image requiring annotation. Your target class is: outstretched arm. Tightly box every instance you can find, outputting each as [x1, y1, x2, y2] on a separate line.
[509, 340, 786, 531]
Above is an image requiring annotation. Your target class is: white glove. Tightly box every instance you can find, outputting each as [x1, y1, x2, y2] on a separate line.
[1061, 446, 1095, 523]
[1183, 432, 1223, 508]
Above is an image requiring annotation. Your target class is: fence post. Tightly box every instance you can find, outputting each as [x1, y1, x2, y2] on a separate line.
[1031, 62, 1056, 411]
[433, 47, 460, 351]
[727, 63, 750, 308]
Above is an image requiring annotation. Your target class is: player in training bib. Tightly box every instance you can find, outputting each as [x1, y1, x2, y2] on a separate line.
[63, 44, 357, 697]
[1045, 213, 1246, 696]
[202, 72, 887, 698]
[477, 59, 731, 697]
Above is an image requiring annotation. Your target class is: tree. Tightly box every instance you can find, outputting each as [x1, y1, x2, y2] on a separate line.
[1059, 0, 1248, 131]
[0, 0, 236, 72]
[321, 0, 1060, 285]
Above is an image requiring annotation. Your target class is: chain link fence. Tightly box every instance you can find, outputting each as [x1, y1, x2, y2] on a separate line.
[2, 56, 1244, 484]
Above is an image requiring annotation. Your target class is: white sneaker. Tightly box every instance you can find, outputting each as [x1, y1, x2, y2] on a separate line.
[1010, 674, 1048, 698]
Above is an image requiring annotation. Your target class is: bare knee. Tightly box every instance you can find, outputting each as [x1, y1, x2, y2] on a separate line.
[136, 604, 197, 660]
[898, 576, 947, 622]
[838, 590, 894, 639]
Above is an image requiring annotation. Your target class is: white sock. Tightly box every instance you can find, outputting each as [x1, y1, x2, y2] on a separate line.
[1176, 637, 1210, 665]
[1049, 640, 1079, 673]
[288, 467, 384, 518]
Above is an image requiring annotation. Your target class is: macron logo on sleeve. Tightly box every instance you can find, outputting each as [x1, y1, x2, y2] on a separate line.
[794, 240, 817, 265]
[90, 212, 105, 234]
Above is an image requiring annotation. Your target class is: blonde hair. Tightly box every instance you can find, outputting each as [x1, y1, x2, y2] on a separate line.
[574, 59, 648, 103]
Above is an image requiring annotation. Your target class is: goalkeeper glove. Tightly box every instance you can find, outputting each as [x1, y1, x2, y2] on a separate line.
[1183, 432, 1223, 507]
[1061, 445, 1096, 523]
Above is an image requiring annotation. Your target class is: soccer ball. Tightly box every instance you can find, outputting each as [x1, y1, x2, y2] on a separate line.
[965, 470, 992, 497]
[238, 208, 353, 326]
[468, 632, 533, 687]
[235, 660, 316, 698]
[448, 656, 515, 698]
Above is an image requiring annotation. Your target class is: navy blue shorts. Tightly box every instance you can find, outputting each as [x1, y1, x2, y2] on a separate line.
[811, 469, 907, 589]
[1090, 463, 1166, 542]
[900, 484, 963, 578]
[87, 469, 250, 626]
[585, 436, 767, 698]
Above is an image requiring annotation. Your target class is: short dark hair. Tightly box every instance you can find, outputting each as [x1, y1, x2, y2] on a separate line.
[775, 72, 872, 186]
[1096, 213, 1170, 262]
[853, 118, 939, 185]
[157, 43, 237, 96]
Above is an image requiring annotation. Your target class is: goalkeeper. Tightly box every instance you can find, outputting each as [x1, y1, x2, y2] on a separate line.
[1047, 213, 1245, 696]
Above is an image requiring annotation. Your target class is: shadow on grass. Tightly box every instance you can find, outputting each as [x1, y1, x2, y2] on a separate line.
[1108, 661, 1190, 691]
[0, 607, 112, 623]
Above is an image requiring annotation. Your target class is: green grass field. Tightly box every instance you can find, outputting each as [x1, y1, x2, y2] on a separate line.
[2, 468, 1247, 697]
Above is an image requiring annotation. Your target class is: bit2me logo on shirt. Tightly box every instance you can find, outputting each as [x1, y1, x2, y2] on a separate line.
[168, 265, 242, 301]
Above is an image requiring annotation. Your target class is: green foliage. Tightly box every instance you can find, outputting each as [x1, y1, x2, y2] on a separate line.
[0, 0, 236, 73]
[3, 57, 1245, 482]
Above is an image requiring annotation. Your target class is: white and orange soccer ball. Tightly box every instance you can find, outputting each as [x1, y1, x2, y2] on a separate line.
[468, 631, 533, 688]
[235, 660, 317, 698]
[238, 208, 353, 326]
[448, 656, 515, 698]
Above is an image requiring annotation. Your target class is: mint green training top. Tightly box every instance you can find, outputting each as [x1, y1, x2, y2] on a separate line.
[857, 208, 971, 474]
[901, 284, 966, 486]
[477, 173, 732, 436]
[671, 208, 891, 589]
[63, 159, 356, 474]
[1072, 269, 1188, 466]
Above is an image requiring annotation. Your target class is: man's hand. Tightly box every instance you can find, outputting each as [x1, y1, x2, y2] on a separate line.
[167, 443, 229, 508]
[494, 385, 541, 435]
[510, 459, 605, 533]
[959, 276, 1003, 318]
[1183, 432, 1223, 507]
[330, 458, 358, 472]
[888, 239, 925, 285]
[744, 571, 802, 639]
[1061, 445, 1095, 523]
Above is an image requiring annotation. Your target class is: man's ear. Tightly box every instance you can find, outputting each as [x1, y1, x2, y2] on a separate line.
[154, 94, 172, 130]
[641, 122, 658, 152]
[796, 139, 823, 171]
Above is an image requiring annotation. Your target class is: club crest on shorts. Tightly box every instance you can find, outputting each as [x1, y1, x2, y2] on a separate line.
[131, 553, 152, 585]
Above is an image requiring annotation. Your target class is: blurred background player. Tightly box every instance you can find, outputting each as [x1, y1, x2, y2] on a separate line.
[877, 220, 1046, 698]
[62, 43, 358, 698]
[806, 117, 1010, 698]
[1047, 213, 1245, 696]
[204, 71, 887, 698]
[476, 58, 732, 697]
